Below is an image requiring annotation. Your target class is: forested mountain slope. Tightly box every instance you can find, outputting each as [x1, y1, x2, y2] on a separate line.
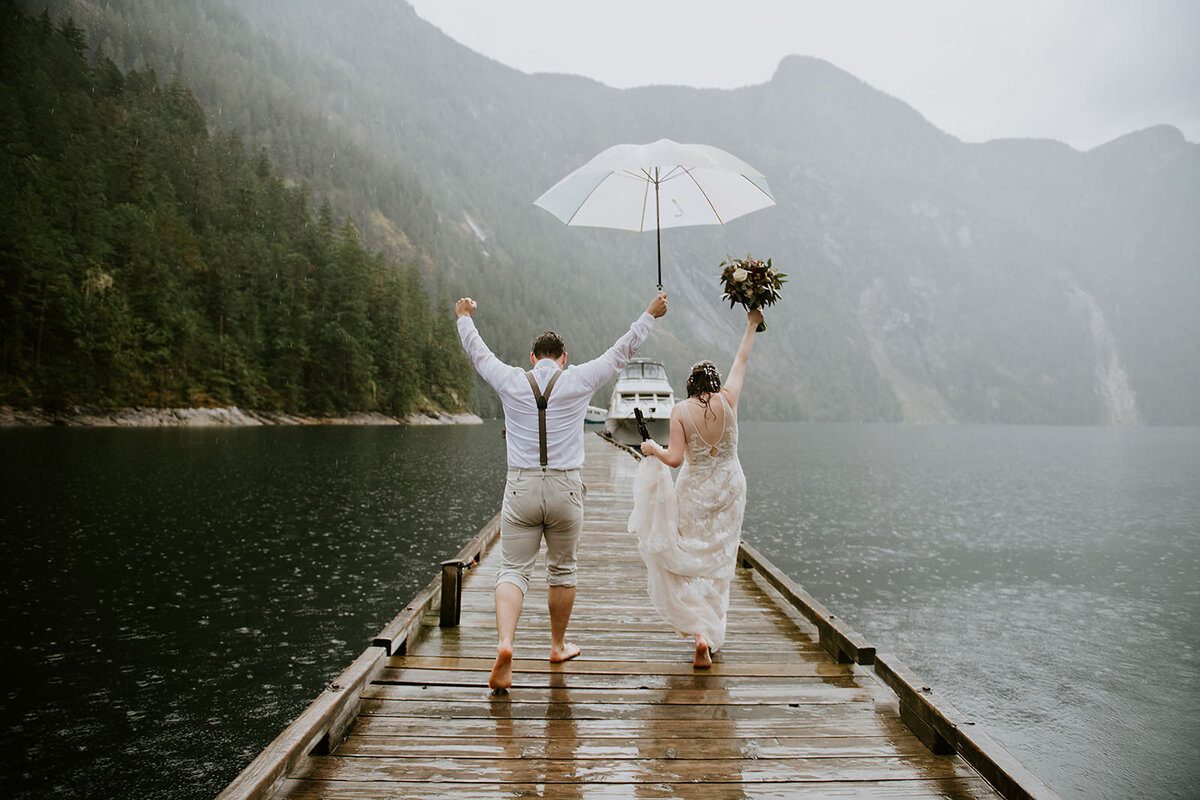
[0, 5, 472, 414]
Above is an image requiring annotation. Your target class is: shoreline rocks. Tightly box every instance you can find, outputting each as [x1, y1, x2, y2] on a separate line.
[0, 406, 483, 428]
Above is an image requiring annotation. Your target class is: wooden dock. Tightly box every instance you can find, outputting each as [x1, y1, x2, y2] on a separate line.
[220, 434, 1059, 799]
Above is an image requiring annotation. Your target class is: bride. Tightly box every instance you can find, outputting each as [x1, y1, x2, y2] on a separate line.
[629, 307, 762, 667]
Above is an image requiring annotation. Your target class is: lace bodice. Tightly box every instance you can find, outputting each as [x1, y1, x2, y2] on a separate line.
[680, 393, 739, 464]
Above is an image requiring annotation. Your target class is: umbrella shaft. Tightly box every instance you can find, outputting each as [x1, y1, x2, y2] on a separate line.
[655, 169, 662, 289]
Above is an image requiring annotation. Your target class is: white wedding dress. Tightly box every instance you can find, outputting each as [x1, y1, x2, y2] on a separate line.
[628, 394, 746, 652]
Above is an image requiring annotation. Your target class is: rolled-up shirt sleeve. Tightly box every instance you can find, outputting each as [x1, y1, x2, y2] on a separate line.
[458, 316, 512, 392]
[572, 311, 656, 392]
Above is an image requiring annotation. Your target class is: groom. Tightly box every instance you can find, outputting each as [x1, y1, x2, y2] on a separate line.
[456, 291, 668, 690]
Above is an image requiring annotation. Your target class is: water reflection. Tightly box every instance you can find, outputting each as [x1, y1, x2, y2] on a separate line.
[635, 671, 746, 800]
[545, 675, 583, 800]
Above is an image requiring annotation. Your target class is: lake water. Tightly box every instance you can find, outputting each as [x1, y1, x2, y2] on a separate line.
[0, 422, 1196, 799]
[742, 423, 1200, 800]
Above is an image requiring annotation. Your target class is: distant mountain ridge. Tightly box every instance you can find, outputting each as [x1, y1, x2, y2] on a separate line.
[32, 0, 1200, 423]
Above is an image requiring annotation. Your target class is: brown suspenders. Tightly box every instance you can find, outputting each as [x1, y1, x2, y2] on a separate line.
[524, 370, 562, 467]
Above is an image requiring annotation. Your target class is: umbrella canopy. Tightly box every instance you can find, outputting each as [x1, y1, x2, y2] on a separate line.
[534, 139, 776, 287]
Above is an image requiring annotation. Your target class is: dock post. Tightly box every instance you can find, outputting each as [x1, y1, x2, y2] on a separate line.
[819, 624, 855, 663]
[439, 560, 467, 627]
[899, 700, 954, 755]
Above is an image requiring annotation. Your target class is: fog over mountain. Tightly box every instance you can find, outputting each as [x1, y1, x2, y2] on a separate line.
[35, 0, 1200, 423]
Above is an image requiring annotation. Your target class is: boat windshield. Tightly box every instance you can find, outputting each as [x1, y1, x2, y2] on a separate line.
[620, 362, 667, 381]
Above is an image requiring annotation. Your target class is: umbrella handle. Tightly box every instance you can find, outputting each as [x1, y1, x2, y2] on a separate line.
[634, 408, 651, 441]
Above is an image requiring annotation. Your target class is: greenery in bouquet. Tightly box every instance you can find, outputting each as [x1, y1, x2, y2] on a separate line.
[719, 255, 786, 331]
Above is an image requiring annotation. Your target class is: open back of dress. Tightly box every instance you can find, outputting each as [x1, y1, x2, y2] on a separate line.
[628, 393, 747, 651]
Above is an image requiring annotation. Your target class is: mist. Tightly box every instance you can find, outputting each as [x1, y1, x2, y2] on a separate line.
[15, 0, 1200, 424]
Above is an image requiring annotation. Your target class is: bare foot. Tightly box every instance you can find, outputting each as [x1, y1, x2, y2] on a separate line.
[489, 643, 513, 691]
[549, 642, 581, 663]
[694, 637, 712, 669]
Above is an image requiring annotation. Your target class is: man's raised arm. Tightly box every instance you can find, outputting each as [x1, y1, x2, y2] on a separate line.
[573, 291, 668, 391]
[455, 296, 511, 390]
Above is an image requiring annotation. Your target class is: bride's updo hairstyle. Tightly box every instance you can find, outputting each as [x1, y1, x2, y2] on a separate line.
[686, 360, 722, 397]
[686, 360, 722, 418]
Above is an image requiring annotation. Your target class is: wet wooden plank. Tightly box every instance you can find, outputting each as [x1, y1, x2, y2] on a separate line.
[456, 592, 786, 613]
[363, 682, 880, 704]
[336, 733, 933, 759]
[407, 624, 821, 654]
[355, 714, 907, 738]
[412, 615, 815, 639]
[347, 714, 917, 741]
[373, 670, 868, 692]
[406, 639, 826, 663]
[384, 654, 857, 677]
[357, 696, 894, 722]
[280, 776, 1000, 799]
[289, 753, 985, 784]
[435, 611, 800, 633]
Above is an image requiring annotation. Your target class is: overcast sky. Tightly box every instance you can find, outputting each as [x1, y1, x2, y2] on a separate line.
[407, 0, 1199, 151]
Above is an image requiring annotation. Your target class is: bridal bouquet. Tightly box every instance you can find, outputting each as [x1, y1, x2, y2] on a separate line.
[719, 255, 785, 331]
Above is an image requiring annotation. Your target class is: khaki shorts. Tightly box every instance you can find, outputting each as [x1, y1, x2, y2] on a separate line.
[498, 467, 585, 593]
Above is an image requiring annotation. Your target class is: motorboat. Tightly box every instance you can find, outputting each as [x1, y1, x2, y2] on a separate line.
[604, 358, 675, 445]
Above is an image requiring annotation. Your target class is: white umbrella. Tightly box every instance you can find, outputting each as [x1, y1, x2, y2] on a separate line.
[534, 138, 776, 288]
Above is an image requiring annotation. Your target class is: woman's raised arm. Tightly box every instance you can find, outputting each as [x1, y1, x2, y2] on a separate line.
[720, 308, 763, 410]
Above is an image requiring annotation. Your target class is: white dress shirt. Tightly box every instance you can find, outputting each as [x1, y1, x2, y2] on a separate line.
[458, 312, 656, 469]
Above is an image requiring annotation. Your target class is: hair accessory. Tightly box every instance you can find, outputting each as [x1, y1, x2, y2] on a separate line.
[686, 360, 722, 402]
